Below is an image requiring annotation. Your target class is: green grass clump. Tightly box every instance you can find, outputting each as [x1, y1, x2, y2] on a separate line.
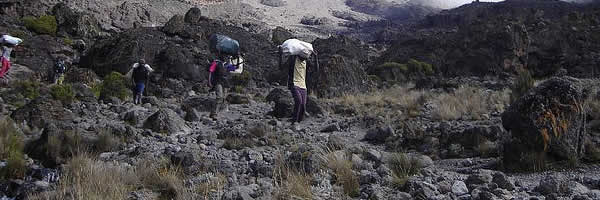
[89, 82, 102, 98]
[510, 69, 534, 103]
[407, 59, 434, 75]
[0, 118, 26, 180]
[100, 72, 130, 101]
[50, 84, 75, 103]
[387, 153, 422, 188]
[23, 15, 57, 35]
[15, 80, 41, 100]
[63, 37, 73, 46]
[379, 62, 409, 72]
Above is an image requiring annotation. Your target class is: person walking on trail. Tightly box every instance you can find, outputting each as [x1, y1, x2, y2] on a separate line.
[54, 58, 67, 85]
[279, 45, 319, 125]
[207, 34, 243, 119]
[208, 55, 236, 119]
[0, 35, 22, 79]
[127, 59, 153, 105]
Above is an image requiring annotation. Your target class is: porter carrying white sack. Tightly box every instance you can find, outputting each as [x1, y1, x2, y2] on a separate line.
[1, 35, 23, 46]
[280, 39, 313, 59]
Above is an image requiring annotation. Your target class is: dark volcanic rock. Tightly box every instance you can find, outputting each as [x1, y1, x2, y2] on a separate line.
[271, 27, 293, 45]
[381, 0, 600, 78]
[266, 87, 324, 118]
[11, 97, 76, 129]
[184, 7, 205, 24]
[143, 108, 190, 135]
[52, 3, 101, 38]
[308, 36, 372, 98]
[82, 10, 277, 83]
[502, 77, 588, 170]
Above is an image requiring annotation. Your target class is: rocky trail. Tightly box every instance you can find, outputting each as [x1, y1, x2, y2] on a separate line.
[1, 0, 600, 200]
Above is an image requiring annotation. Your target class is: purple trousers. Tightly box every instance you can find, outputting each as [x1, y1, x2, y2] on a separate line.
[290, 86, 307, 122]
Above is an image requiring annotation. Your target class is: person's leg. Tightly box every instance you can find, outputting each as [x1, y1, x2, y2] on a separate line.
[290, 86, 302, 122]
[299, 88, 307, 122]
[211, 84, 224, 118]
[57, 74, 65, 85]
[0, 57, 8, 78]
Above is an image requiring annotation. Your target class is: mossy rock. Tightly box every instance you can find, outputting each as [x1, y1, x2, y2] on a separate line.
[23, 15, 57, 35]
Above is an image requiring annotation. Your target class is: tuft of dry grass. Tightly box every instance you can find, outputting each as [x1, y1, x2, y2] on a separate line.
[0, 118, 26, 179]
[196, 173, 227, 199]
[273, 153, 313, 200]
[322, 151, 360, 198]
[332, 84, 426, 118]
[430, 86, 510, 121]
[387, 153, 422, 188]
[29, 154, 138, 200]
[137, 158, 197, 200]
[93, 129, 122, 153]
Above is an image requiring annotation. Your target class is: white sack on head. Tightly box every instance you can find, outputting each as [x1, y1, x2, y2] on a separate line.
[280, 39, 313, 59]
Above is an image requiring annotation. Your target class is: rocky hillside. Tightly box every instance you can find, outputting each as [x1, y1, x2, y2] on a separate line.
[2, 0, 600, 200]
[375, 0, 600, 78]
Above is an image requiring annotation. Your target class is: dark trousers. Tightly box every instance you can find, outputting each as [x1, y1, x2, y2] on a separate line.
[290, 86, 307, 122]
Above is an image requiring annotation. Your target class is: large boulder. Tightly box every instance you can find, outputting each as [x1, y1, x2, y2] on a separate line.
[308, 36, 372, 98]
[266, 87, 324, 118]
[52, 3, 101, 38]
[501, 77, 589, 170]
[143, 109, 190, 135]
[11, 96, 76, 129]
[81, 10, 277, 82]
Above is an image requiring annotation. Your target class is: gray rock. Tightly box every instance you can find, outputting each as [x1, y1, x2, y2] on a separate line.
[364, 125, 394, 143]
[227, 94, 250, 104]
[359, 170, 380, 184]
[184, 107, 202, 122]
[535, 174, 565, 195]
[393, 192, 412, 199]
[466, 170, 493, 189]
[143, 109, 190, 135]
[563, 181, 590, 196]
[492, 172, 515, 191]
[452, 181, 469, 196]
[170, 151, 197, 167]
[184, 7, 204, 24]
[142, 96, 159, 105]
[321, 123, 340, 133]
[411, 154, 434, 168]
[364, 149, 382, 163]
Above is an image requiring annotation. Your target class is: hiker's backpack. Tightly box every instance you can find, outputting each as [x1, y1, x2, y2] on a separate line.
[55, 61, 66, 74]
[133, 64, 149, 82]
[209, 34, 240, 56]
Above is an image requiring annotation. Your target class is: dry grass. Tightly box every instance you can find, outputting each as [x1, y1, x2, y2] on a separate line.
[0, 118, 26, 179]
[29, 155, 206, 200]
[29, 154, 138, 200]
[137, 158, 197, 200]
[332, 84, 426, 118]
[273, 153, 313, 200]
[322, 151, 360, 198]
[196, 173, 227, 199]
[431, 86, 510, 121]
[387, 153, 422, 188]
[93, 129, 123, 153]
[332, 84, 510, 121]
